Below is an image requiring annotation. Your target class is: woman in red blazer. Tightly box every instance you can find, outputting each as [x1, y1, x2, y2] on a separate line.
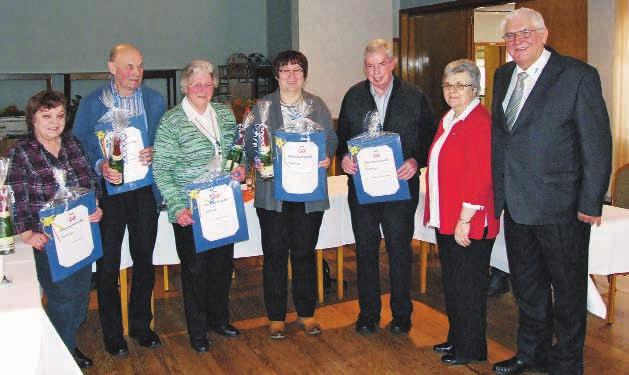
[423, 59, 500, 366]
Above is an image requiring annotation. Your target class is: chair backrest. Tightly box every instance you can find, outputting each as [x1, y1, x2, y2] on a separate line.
[612, 163, 629, 209]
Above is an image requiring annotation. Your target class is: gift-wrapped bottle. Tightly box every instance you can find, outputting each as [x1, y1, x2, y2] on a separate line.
[255, 100, 274, 180]
[258, 124, 274, 180]
[0, 158, 15, 255]
[109, 134, 124, 185]
[224, 108, 253, 173]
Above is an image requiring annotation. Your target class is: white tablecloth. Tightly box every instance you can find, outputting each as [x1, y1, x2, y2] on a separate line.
[117, 174, 629, 318]
[0, 242, 82, 374]
[119, 175, 357, 267]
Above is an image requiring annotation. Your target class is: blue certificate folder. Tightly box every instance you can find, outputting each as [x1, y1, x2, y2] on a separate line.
[273, 130, 326, 202]
[185, 175, 249, 253]
[38, 192, 103, 282]
[347, 133, 410, 204]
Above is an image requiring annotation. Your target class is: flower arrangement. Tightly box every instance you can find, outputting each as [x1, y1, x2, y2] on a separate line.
[227, 97, 256, 123]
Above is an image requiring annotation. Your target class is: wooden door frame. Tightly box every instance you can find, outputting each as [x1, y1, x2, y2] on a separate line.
[398, 0, 523, 78]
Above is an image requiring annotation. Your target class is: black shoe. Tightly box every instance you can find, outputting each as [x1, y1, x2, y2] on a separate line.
[104, 337, 129, 357]
[355, 317, 378, 335]
[492, 356, 548, 374]
[190, 337, 210, 353]
[210, 323, 240, 338]
[129, 329, 161, 348]
[487, 268, 510, 296]
[441, 353, 486, 366]
[389, 319, 411, 335]
[73, 348, 94, 368]
[433, 342, 455, 354]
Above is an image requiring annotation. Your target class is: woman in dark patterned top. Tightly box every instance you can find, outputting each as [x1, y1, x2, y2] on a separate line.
[7, 90, 102, 369]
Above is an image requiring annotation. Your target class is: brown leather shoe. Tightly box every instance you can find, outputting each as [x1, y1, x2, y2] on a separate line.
[298, 317, 322, 336]
[269, 321, 286, 340]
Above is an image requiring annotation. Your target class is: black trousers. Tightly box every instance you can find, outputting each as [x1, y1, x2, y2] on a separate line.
[172, 224, 234, 339]
[96, 186, 158, 341]
[256, 202, 323, 321]
[348, 181, 419, 322]
[504, 208, 590, 375]
[436, 229, 493, 359]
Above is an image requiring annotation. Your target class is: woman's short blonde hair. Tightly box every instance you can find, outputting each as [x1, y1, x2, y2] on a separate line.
[180, 59, 218, 94]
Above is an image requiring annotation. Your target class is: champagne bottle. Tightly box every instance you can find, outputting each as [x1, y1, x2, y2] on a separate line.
[223, 107, 250, 173]
[258, 125, 274, 180]
[109, 135, 124, 186]
[0, 193, 14, 255]
[224, 145, 243, 173]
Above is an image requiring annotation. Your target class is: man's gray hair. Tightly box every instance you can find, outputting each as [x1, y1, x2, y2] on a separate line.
[180, 59, 218, 94]
[501, 7, 546, 34]
[364, 38, 394, 59]
[443, 59, 481, 93]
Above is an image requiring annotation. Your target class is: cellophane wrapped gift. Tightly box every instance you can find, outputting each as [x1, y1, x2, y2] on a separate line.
[273, 98, 327, 202]
[94, 88, 153, 195]
[253, 100, 274, 180]
[346, 111, 410, 204]
[185, 160, 249, 253]
[38, 168, 102, 282]
[223, 108, 254, 173]
[0, 158, 15, 254]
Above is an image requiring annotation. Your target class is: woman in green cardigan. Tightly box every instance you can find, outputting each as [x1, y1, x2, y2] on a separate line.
[153, 60, 245, 353]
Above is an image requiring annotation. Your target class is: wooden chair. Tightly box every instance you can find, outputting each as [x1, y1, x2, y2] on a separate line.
[607, 163, 629, 324]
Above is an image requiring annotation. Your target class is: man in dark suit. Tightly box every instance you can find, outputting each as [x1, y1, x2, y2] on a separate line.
[337, 38, 435, 336]
[490, 8, 611, 375]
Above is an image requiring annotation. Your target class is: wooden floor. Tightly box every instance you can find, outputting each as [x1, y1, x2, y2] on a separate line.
[77, 243, 629, 374]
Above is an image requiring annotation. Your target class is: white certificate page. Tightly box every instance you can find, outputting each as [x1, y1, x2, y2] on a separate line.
[281, 141, 318, 194]
[356, 145, 400, 197]
[52, 205, 94, 267]
[197, 185, 239, 241]
[123, 127, 149, 183]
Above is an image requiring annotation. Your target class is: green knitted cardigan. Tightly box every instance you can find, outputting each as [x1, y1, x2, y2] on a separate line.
[153, 102, 237, 222]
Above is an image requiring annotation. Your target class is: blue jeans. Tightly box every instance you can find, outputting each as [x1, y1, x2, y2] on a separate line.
[34, 248, 92, 351]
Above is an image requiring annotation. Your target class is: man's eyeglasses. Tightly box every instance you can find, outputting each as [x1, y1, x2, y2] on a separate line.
[502, 28, 545, 42]
[278, 68, 304, 76]
[442, 82, 473, 91]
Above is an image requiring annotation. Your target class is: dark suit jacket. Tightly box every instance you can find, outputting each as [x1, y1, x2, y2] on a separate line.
[491, 48, 612, 225]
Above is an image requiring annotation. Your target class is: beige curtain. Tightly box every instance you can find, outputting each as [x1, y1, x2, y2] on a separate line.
[612, 0, 629, 172]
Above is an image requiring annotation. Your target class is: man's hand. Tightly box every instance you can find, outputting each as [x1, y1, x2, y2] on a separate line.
[397, 158, 418, 181]
[101, 161, 123, 184]
[341, 154, 357, 175]
[578, 212, 602, 226]
[139, 146, 153, 166]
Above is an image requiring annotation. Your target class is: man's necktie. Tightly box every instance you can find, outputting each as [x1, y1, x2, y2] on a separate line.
[505, 72, 528, 133]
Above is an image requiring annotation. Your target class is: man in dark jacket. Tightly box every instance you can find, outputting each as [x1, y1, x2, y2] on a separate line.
[73, 44, 166, 357]
[491, 8, 611, 375]
[336, 38, 435, 336]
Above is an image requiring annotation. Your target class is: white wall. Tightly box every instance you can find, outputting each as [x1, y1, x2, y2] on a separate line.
[294, 0, 393, 117]
[474, 12, 508, 43]
[0, 0, 267, 108]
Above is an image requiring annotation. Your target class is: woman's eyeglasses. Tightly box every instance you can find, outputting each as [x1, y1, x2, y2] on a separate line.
[442, 82, 473, 91]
